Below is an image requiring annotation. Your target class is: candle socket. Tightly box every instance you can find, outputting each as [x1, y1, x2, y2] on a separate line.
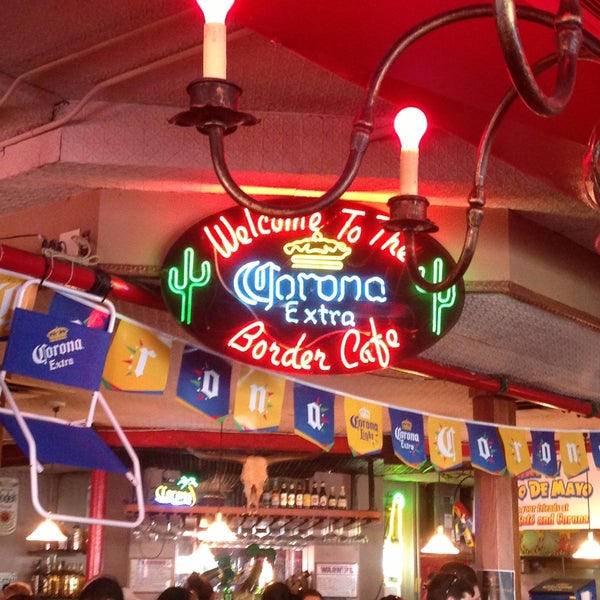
[385, 194, 439, 233]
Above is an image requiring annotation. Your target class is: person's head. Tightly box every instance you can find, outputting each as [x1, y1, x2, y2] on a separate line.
[299, 589, 323, 600]
[262, 582, 293, 600]
[439, 563, 480, 600]
[426, 573, 475, 600]
[2, 582, 32, 600]
[157, 587, 197, 600]
[186, 574, 213, 600]
[79, 576, 124, 600]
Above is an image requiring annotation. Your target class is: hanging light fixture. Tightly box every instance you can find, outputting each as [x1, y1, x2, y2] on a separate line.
[421, 525, 460, 555]
[26, 518, 67, 545]
[169, 0, 592, 292]
[572, 460, 600, 559]
[197, 512, 236, 543]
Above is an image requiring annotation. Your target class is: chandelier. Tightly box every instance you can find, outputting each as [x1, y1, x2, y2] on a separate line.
[170, 0, 600, 292]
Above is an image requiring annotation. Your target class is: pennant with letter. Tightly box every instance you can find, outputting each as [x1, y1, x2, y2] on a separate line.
[590, 431, 600, 469]
[293, 382, 335, 451]
[344, 397, 383, 456]
[176, 345, 231, 421]
[498, 427, 531, 476]
[102, 320, 171, 393]
[0, 274, 37, 339]
[2, 308, 110, 390]
[559, 431, 588, 478]
[531, 430, 558, 477]
[233, 366, 285, 431]
[49, 292, 110, 330]
[427, 416, 463, 470]
[389, 408, 426, 468]
[467, 422, 506, 475]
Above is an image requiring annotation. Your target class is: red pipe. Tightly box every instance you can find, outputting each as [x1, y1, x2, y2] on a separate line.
[85, 470, 107, 580]
[0, 244, 164, 309]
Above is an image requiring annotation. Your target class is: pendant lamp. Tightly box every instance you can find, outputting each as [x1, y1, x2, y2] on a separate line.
[421, 525, 460, 555]
[572, 465, 600, 559]
[197, 512, 237, 543]
[26, 518, 67, 544]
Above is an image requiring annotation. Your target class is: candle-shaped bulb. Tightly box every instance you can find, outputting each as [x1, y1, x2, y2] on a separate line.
[195, 0, 236, 79]
[394, 107, 428, 195]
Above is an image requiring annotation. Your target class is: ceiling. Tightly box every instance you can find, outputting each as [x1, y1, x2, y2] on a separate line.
[0, 0, 599, 455]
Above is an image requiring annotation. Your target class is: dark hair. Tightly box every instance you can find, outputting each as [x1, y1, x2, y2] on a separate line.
[79, 577, 124, 600]
[381, 596, 402, 600]
[186, 574, 213, 600]
[299, 590, 323, 600]
[157, 588, 195, 600]
[262, 582, 294, 600]
[439, 563, 478, 587]
[426, 573, 474, 600]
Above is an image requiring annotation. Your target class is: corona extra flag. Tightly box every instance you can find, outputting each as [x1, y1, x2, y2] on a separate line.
[590, 431, 600, 468]
[559, 431, 588, 478]
[233, 366, 285, 431]
[427, 416, 463, 471]
[498, 427, 531, 475]
[467, 422, 506, 475]
[344, 397, 383, 456]
[293, 382, 335, 451]
[0, 274, 37, 339]
[531, 430, 558, 477]
[102, 320, 171, 393]
[49, 292, 110, 329]
[389, 408, 426, 468]
[176, 345, 231, 421]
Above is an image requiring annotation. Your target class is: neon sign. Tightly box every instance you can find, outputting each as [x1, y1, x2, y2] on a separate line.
[161, 201, 465, 374]
[153, 475, 199, 507]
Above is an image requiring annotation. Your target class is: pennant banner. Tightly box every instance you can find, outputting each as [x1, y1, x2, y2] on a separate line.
[531, 430, 558, 477]
[293, 382, 335, 451]
[49, 292, 110, 330]
[498, 427, 531, 476]
[176, 345, 231, 421]
[233, 366, 285, 431]
[427, 416, 463, 471]
[590, 431, 600, 469]
[2, 308, 110, 391]
[389, 408, 426, 468]
[344, 397, 383, 456]
[467, 422, 506, 475]
[559, 431, 588, 478]
[102, 320, 171, 393]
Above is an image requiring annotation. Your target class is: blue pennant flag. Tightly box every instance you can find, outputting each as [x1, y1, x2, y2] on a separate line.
[49, 293, 110, 330]
[530, 430, 558, 477]
[467, 422, 506, 475]
[589, 431, 600, 469]
[2, 308, 111, 391]
[293, 382, 335, 451]
[176, 346, 231, 421]
[389, 408, 426, 468]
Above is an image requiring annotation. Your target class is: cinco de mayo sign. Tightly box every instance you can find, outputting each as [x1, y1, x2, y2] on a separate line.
[160, 201, 464, 375]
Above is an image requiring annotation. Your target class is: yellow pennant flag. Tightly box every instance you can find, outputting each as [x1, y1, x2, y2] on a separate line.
[498, 427, 531, 476]
[427, 416, 463, 471]
[559, 431, 588, 478]
[102, 320, 172, 393]
[233, 366, 285, 431]
[344, 397, 383, 456]
[0, 274, 37, 338]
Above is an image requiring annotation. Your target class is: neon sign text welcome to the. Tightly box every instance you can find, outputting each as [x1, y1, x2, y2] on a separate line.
[161, 201, 465, 375]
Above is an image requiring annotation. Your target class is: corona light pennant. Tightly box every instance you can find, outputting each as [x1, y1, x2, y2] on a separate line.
[161, 201, 465, 375]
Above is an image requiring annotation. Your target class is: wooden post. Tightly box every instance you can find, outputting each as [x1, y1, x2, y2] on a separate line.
[85, 470, 107, 580]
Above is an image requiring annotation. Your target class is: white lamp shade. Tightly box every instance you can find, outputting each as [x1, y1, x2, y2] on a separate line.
[196, 512, 236, 543]
[421, 525, 459, 555]
[26, 518, 67, 543]
[573, 531, 600, 560]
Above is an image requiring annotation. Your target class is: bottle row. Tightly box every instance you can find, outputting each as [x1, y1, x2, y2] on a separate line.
[262, 479, 347, 510]
[30, 559, 85, 598]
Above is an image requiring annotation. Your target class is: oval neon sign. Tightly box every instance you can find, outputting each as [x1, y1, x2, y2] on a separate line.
[161, 201, 464, 375]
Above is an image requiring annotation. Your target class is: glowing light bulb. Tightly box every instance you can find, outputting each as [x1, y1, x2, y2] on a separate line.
[394, 107, 428, 195]
[195, 0, 236, 79]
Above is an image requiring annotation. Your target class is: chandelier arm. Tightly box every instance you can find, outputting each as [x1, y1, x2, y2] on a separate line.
[206, 122, 371, 218]
[494, 0, 582, 117]
[403, 207, 483, 294]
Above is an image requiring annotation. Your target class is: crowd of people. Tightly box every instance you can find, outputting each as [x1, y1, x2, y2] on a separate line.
[1, 562, 479, 600]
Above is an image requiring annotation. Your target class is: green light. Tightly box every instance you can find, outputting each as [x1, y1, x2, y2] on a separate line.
[392, 491, 405, 510]
[167, 247, 211, 324]
[416, 257, 457, 335]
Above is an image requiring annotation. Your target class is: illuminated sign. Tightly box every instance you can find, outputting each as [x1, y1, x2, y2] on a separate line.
[153, 475, 199, 507]
[161, 201, 464, 374]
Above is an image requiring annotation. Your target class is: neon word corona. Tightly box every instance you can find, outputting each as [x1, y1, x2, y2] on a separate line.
[161, 201, 465, 375]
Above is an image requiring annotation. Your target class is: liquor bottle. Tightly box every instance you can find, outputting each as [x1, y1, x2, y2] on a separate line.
[69, 525, 82, 551]
[295, 481, 304, 508]
[30, 559, 44, 595]
[310, 481, 319, 508]
[287, 481, 296, 508]
[261, 482, 272, 508]
[303, 479, 311, 508]
[271, 479, 280, 508]
[337, 485, 347, 509]
[319, 481, 327, 507]
[328, 486, 337, 509]
[280, 480, 288, 508]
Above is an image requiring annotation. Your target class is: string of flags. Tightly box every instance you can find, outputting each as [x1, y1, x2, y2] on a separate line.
[0, 272, 597, 480]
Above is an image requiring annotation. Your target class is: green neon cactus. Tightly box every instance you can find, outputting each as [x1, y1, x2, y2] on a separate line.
[167, 247, 211, 324]
[416, 257, 457, 335]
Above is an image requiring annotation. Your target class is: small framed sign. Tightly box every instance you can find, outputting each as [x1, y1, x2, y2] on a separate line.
[315, 563, 358, 598]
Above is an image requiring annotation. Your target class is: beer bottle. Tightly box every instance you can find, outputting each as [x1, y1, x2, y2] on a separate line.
[287, 481, 296, 508]
[303, 479, 311, 508]
[280, 480, 288, 508]
[328, 486, 337, 509]
[261, 481, 272, 508]
[271, 479, 280, 508]
[311, 481, 319, 508]
[337, 485, 347, 509]
[318, 481, 327, 507]
[295, 481, 304, 508]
